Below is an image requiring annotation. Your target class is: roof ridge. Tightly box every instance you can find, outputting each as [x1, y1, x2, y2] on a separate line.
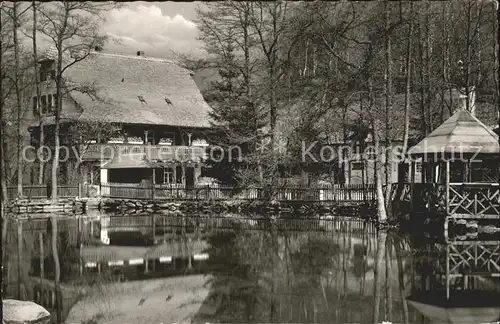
[90, 51, 178, 64]
[461, 109, 499, 139]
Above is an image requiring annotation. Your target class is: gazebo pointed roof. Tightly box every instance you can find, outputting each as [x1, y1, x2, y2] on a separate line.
[408, 109, 499, 156]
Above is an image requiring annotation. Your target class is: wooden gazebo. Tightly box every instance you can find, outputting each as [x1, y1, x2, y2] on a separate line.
[406, 109, 499, 218]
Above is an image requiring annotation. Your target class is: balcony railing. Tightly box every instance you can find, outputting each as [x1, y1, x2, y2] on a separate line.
[80, 144, 207, 161]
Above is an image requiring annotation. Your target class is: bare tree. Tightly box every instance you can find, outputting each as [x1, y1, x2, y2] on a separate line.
[383, 0, 393, 209]
[402, 2, 413, 154]
[0, 1, 10, 203]
[249, 1, 289, 189]
[2, 3, 32, 198]
[36, 1, 119, 200]
[68, 119, 120, 184]
[32, 1, 44, 184]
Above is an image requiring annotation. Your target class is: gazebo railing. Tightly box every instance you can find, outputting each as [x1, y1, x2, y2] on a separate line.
[390, 182, 499, 218]
[448, 183, 500, 218]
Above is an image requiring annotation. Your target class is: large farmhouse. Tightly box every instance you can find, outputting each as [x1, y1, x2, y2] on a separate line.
[28, 49, 212, 188]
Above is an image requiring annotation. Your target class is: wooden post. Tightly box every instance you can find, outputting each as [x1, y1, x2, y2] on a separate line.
[421, 162, 426, 183]
[152, 214, 156, 243]
[446, 160, 450, 215]
[78, 182, 82, 198]
[446, 244, 450, 300]
[181, 164, 186, 186]
[17, 220, 22, 300]
[152, 169, 156, 201]
[410, 161, 416, 212]
[39, 232, 44, 281]
[187, 238, 192, 270]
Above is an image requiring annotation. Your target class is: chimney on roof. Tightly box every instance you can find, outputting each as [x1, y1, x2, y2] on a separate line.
[137, 50, 145, 56]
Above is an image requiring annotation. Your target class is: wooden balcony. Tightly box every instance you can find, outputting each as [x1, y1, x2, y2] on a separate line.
[80, 144, 207, 162]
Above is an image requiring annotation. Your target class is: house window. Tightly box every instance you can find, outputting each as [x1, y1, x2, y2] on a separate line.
[32, 97, 38, 115]
[40, 70, 47, 82]
[416, 162, 422, 173]
[351, 161, 364, 171]
[52, 94, 57, 112]
[40, 60, 55, 82]
[47, 94, 53, 113]
[41, 95, 47, 113]
[32, 94, 57, 115]
[163, 167, 174, 184]
[39, 69, 55, 82]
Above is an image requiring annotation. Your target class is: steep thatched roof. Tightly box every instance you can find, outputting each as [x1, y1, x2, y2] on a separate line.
[407, 108, 499, 156]
[60, 52, 211, 128]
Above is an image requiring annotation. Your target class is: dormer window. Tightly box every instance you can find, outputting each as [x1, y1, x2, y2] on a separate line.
[137, 95, 147, 104]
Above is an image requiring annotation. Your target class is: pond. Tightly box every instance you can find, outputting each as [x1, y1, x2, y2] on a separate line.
[2, 210, 500, 324]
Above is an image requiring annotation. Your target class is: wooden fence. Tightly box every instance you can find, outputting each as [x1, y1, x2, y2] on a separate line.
[100, 183, 376, 202]
[5, 185, 80, 201]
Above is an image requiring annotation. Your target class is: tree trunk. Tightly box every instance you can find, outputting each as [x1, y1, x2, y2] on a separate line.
[395, 239, 409, 324]
[17, 220, 22, 299]
[0, 2, 7, 202]
[384, 238, 393, 321]
[384, 0, 393, 210]
[51, 216, 61, 323]
[417, 8, 428, 136]
[465, 2, 472, 113]
[425, 1, 433, 131]
[32, 1, 44, 185]
[439, 3, 447, 124]
[12, 3, 23, 198]
[402, 2, 413, 154]
[51, 41, 64, 200]
[369, 75, 388, 223]
[39, 231, 44, 281]
[1, 216, 8, 264]
[497, 0, 500, 135]
[373, 230, 387, 324]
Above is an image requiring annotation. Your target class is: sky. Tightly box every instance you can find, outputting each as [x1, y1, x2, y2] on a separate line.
[101, 2, 205, 59]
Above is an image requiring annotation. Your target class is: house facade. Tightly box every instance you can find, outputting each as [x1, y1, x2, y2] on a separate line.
[28, 49, 212, 188]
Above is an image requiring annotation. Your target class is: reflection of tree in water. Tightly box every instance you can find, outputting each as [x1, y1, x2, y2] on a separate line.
[203, 230, 271, 322]
[199, 229, 377, 323]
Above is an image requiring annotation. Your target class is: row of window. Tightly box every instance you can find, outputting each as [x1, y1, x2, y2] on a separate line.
[32, 94, 58, 115]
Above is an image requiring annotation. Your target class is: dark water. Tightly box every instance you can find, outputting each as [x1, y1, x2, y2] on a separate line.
[3, 210, 500, 324]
